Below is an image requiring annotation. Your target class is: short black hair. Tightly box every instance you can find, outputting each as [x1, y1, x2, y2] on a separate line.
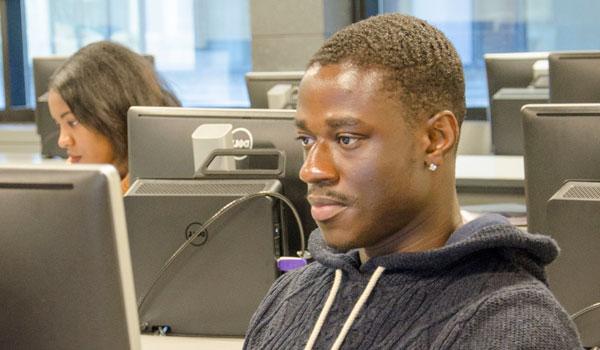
[49, 40, 181, 167]
[309, 13, 466, 126]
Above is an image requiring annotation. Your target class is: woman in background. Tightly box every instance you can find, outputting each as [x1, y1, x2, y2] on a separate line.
[48, 40, 180, 192]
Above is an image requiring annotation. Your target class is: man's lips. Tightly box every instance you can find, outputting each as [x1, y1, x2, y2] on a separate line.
[307, 195, 348, 222]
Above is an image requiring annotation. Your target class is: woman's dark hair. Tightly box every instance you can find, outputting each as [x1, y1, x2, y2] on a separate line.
[48, 40, 181, 168]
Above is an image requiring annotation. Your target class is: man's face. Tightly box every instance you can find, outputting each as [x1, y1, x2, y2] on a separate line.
[295, 63, 433, 251]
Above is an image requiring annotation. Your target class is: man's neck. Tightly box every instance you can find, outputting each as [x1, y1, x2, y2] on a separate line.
[359, 195, 462, 263]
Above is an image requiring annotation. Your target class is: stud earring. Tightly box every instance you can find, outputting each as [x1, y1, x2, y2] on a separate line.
[427, 163, 438, 172]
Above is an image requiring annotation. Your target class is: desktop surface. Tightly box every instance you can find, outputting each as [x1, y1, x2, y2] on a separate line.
[140, 334, 243, 350]
[455, 154, 523, 186]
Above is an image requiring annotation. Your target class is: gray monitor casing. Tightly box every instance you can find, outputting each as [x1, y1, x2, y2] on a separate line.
[490, 87, 548, 155]
[549, 51, 600, 103]
[244, 71, 304, 108]
[0, 164, 140, 350]
[522, 103, 600, 234]
[484, 52, 549, 114]
[32, 56, 68, 158]
[546, 181, 600, 347]
[125, 179, 282, 336]
[127, 106, 314, 253]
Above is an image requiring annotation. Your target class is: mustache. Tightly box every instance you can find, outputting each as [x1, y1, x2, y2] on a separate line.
[306, 187, 356, 205]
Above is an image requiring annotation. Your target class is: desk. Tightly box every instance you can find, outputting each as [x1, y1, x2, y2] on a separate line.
[141, 334, 243, 350]
[455, 154, 525, 207]
[0, 151, 63, 165]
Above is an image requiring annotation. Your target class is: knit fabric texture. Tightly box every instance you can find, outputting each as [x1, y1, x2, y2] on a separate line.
[243, 214, 582, 349]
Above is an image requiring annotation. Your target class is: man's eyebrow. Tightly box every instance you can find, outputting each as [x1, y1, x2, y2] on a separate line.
[294, 118, 307, 129]
[325, 116, 363, 128]
[295, 116, 364, 130]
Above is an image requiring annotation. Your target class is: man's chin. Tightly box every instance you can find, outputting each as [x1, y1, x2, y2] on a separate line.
[321, 230, 359, 252]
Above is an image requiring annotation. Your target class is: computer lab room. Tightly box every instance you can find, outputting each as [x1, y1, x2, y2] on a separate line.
[0, 0, 598, 349]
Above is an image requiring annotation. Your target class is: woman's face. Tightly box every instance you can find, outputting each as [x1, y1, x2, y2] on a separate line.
[48, 90, 124, 175]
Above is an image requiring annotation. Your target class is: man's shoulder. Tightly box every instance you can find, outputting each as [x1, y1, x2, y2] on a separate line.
[435, 282, 581, 349]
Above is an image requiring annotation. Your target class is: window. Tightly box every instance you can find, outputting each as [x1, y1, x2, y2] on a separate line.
[380, 0, 600, 109]
[23, 0, 251, 108]
[4, 0, 600, 121]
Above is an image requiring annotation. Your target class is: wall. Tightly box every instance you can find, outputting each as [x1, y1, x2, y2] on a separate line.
[250, 0, 353, 71]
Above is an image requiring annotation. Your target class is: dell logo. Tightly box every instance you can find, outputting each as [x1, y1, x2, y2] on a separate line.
[233, 139, 251, 148]
[231, 127, 253, 160]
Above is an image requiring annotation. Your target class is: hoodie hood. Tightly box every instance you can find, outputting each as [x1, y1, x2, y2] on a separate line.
[308, 213, 559, 281]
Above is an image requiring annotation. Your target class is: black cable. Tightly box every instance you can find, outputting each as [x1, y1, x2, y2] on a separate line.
[136, 191, 306, 314]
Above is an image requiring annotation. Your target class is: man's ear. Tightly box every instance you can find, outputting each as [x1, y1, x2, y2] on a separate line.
[424, 110, 460, 167]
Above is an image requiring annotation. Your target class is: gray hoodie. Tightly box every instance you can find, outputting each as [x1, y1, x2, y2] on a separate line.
[244, 214, 582, 349]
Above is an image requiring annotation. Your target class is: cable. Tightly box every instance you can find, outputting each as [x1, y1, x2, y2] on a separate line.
[570, 301, 600, 321]
[136, 190, 306, 315]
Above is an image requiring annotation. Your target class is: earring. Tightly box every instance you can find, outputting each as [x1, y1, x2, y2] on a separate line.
[427, 163, 438, 172]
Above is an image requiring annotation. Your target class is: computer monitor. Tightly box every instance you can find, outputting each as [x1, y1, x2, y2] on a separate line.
[127, 106, 312, 241]
[0, 164, 140, 349]
[545, 180, 600, 348]
[484, 52, 549, 110]
[126, 106, 313, 335]
[549, 51, 600, 103]
[522, 103, 600, 234]
[32, 56, 69, 158]
[32, 54, 155, 158]
[490, 87, 548, 155]
[245, 71, 304, 108]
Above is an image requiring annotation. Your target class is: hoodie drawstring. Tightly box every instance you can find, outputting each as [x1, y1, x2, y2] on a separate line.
[304, 269, 342, 350]
[304, 266, 386, 350]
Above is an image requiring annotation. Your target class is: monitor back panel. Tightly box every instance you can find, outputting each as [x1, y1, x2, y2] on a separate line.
[522, 104, 600, 234]
[0, 166, 138, 350]
[128, 107, 313, 254]
[546, 181, 600, 316]
[32, 57, 68, 158]
[490, 87, 548, 155]
[245, 71, 304, 108]
[125, 179, 282, 336]
[549, 51, 600, 103]
[484, 52, 548, 108]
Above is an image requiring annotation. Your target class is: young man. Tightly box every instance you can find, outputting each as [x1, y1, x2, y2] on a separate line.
[244, 13, 582, 349]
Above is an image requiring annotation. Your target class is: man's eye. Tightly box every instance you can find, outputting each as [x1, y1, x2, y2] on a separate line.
[296, 135, 314, 147]
[338, 135, 358, 146]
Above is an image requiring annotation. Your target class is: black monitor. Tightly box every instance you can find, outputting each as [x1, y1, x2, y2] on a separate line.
[245, 71, 304, 108]
[127, 106, 310, 229]
[522, 103, 600, 234]
[32, 56, 69, 158]
[484, 52, 549, 111]
[125, 106, 313, 335]
[0, 164, 140, 349]
[127, 106, 311, 238]
[549, 51, 600, 103]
